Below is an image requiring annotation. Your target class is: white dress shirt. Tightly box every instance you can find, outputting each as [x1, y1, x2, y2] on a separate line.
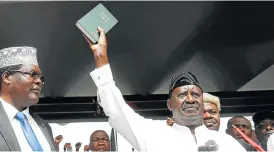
[90, 64, 246, 152]
[0, 98, 52, 152]
[268, 133, 274, 152]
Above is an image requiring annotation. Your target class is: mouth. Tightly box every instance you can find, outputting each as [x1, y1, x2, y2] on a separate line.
[183, 107, 198, 113]
[204, 122, 216, 127]
[97, 145, 106, 149]
[236, 135, 244, 139]
[182, 105, 199, 111]
[31, 88, 41, 95]
[264, 131, 274, 137]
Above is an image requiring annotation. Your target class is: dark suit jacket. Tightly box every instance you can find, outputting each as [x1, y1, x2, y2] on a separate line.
[0, 103, 57, 151]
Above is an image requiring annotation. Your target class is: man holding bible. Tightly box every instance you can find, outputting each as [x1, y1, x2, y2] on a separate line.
[83, 27, 245, 152]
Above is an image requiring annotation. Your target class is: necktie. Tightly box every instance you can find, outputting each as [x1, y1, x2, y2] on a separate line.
[15, 112, 43, 152]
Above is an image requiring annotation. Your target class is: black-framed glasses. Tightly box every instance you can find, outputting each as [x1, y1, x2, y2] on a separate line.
[8, 70, 45, 84]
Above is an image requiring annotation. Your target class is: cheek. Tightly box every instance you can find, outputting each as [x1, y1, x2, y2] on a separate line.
[12, 78, 32, 90]
[173, 99, 184, 108]
[232, 130, 238, 136]
[213, 115, 220, 122]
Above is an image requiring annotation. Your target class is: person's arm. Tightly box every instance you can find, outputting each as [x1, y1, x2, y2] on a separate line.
[83, 145, 89, 152]
[75, 142, 82, 152]
[54, 135, 63, 151]
[84, 27, 151, 151]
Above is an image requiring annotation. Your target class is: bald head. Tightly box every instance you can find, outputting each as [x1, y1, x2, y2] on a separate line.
[89, 130, 110, 152]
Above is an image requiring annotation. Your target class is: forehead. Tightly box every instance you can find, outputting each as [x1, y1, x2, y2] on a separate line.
[259, 118, 274, 123]
[91, 131, 109, 138]
[231, 117, 250, 125]
[20, 64, 41, 73]
[204, 102, 218, 110]
[172, 85, 202, 94]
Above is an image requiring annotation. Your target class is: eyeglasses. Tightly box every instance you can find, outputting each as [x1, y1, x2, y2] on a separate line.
[256, 121, 274, 130]
[8, 70, 45, 84]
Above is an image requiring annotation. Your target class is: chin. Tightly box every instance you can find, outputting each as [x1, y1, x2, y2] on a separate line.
[28, 97, 39, 105]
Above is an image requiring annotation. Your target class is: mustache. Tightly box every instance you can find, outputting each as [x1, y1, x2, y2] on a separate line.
[264, 131, 274, 136]
[181, 101, 200, 110]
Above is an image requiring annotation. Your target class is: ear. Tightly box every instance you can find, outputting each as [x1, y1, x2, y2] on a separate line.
[167, 99, 172, 111]
[2, 71, 11, 85]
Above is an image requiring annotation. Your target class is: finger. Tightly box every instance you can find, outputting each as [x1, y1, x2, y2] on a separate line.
[97, 26, 106, 38]
[83, 34, 94, 46]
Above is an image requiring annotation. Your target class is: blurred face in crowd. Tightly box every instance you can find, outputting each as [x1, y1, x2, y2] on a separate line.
[227, 117, 252, 139]
[168, 85, 203, 127]
[202, 102, 220, 131]
[255, 119, 274, 145]
[89, 130, 110, 152]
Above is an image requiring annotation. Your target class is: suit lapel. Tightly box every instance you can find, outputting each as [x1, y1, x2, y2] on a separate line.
[32, 115, 56, 151]
[0, 103, 21, 151]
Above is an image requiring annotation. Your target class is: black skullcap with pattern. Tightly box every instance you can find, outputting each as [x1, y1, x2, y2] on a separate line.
[168, 72, 203, 98]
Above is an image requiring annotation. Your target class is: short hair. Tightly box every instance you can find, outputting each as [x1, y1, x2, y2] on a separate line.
[203, 93, 221, 111]
[0, 64, 22, 91]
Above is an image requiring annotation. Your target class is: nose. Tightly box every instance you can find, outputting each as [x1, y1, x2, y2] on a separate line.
[203, 112, 211, 118]
[186, 94, 195, 103]
[239, 127, 246, 133]
[34, 77, 43, 88]
[266, 124, 273, 131]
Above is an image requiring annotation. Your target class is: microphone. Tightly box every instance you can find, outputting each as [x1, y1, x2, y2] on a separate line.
[110, 128, 118, 151]
[205, 140, 219, 151]
[198, 140, 219, 152]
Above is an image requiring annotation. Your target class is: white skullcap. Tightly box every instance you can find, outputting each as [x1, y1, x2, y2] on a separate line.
[203, 92, 221, 111]
[0, 46, 38, 68]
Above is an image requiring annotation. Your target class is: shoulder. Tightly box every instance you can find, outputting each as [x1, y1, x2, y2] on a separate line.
[32, 114, 51, 128]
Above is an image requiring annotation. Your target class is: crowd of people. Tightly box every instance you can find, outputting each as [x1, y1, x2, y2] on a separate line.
[0, 26, 273, 152]
[53, 130, 110, 152]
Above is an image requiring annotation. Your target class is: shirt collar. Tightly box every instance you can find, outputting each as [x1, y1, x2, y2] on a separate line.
[0, 97, 30, 121]
[172, 122, 208, 132]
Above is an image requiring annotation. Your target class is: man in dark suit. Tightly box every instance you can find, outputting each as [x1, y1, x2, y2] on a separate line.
[0, 46, 56, 151]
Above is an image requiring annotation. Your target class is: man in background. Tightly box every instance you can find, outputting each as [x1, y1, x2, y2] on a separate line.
[253, 110, 274, 150]
[89, 130, 110, 152]
[202, 93, 221, 131]
[226, 116, 256, 151]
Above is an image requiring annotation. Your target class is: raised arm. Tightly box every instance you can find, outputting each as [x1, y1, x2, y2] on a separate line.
[83, 27, 151, 151]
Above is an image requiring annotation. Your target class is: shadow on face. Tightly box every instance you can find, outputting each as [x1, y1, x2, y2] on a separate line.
[167, 85, 203, 127]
